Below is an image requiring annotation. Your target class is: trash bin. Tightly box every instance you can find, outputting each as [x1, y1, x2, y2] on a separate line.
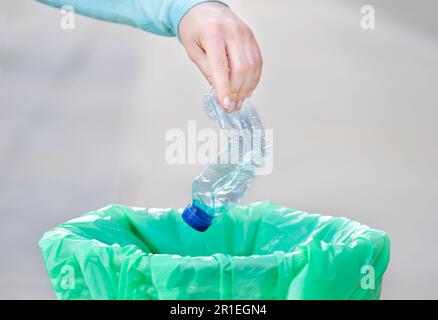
[39, 201, 390, 300]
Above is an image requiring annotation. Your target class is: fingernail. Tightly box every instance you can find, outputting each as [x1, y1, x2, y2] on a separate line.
[230, 100, 237, 111]
[237, 100, 244, 110]
[223, 96, 231, 110]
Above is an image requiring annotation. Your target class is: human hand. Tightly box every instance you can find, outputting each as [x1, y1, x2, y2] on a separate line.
[179, 2, 262, 112]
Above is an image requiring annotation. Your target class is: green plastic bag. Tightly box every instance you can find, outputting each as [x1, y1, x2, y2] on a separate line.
[39, 201, 390, 299]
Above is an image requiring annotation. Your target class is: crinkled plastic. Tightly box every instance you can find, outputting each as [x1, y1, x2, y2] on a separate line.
[183, 90, 270, 231]
[40, 201, 390, 300]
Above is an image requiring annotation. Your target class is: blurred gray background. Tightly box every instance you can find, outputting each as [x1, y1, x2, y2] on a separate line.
[1, 0, 437, 299]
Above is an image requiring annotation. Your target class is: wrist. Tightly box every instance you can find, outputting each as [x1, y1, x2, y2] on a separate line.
[173, 0, 228, 40]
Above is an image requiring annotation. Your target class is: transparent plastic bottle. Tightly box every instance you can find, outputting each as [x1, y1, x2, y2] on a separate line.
[182, 90, 269, 231]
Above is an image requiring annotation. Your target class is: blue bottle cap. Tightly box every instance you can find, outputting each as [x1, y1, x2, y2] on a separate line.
[182, 203, 213, 232]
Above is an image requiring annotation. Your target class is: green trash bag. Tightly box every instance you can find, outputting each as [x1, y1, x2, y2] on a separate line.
[39, 201, 390, 300]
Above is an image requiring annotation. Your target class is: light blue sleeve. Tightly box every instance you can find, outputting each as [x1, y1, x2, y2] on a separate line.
[36, 0, 227, 38]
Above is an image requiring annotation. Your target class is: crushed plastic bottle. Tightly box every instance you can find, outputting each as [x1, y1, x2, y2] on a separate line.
[182, 89, 270, 232]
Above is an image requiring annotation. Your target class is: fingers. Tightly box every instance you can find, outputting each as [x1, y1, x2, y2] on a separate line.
[204, 37, 233, 112]
[225, 28, 262, 110]
[183, 18, 262, 113]
[226, 36, 249, 109]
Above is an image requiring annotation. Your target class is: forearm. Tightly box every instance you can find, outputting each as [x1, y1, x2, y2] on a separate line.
[36, 0, 226, 37]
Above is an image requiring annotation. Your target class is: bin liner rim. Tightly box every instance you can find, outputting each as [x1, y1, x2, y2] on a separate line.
[39, 201, 389, 259]
[39, 201, 391, 300]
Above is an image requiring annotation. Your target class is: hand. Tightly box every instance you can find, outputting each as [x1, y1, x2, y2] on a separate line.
[179, 2, 263, 112]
